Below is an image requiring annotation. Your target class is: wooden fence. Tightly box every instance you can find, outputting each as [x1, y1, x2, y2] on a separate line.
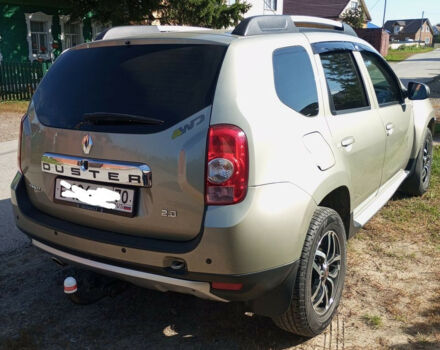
[0, 61, 51, 101]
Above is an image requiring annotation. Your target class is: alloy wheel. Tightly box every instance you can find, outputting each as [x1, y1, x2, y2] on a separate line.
[311, 230, 342, 315]
[422, 137, 432, 185]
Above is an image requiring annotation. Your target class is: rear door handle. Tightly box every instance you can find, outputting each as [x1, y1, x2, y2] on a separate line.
[341, 137, 355, 147]
[386, 123, 394, 136]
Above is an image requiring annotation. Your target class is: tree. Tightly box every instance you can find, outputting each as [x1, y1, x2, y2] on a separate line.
[160, 0, 251, 28]
[68, 0, 251, 28]
[341, 8, 365, 29]
[68, 0, 162, 26]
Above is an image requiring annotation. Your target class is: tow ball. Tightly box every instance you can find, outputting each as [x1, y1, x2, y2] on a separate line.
[63, 271, 127, 305]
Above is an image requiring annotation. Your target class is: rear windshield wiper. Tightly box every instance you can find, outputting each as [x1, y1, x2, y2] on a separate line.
[83, 113, 165, 125]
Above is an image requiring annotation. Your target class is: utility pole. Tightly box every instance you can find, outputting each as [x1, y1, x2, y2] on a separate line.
[418, 11, 425, 46]
[382, 0, 387, 27]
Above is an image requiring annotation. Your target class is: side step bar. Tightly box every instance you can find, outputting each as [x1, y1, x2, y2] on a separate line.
[353, 170, 409, 228]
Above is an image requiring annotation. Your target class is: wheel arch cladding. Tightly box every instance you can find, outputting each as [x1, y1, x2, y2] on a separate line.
[318, 186, 351, 238]
[411, 100, 436, 159]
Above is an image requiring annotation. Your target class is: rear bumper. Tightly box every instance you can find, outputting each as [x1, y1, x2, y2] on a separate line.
[32, 239, 227, 302]
[11, 172, 313, 315]
[30, 238, 298, 313]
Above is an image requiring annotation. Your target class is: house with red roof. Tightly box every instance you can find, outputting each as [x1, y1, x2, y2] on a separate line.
[283, 0, 371, 28]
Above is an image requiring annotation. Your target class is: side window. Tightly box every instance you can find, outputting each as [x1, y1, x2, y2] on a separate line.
[320, 51, 369, 113]
[273, 46, 319, 117]
[361, 51, 402, 106]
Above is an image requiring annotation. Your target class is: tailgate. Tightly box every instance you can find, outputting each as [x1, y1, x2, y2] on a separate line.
[20, 41, 227, 241]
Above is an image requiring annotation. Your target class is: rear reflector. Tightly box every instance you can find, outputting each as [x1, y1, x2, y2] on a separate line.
[206, 125, 248, 205]
[211, 282, 243, 291]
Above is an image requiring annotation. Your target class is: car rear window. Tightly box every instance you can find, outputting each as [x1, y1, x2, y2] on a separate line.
[33, 44, 227, 133]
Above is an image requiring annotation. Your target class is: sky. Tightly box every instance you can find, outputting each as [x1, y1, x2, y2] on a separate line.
[365, 0, 440, 27]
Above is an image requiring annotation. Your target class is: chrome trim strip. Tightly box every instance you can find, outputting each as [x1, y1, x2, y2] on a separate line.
[32, 240, 227, 303]
[41, 153, 152, 188]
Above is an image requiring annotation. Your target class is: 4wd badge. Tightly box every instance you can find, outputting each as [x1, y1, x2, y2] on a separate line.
[172, 115, 205, 139]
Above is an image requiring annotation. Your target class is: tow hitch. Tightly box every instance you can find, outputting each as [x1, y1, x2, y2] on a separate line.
[63, 270, 128, 305]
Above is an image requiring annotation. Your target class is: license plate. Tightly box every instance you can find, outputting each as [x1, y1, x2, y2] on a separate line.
[54, 178, 135, 215]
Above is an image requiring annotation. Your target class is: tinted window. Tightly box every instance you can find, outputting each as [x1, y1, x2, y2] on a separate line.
[273, 46, 319, 117]
[320, 51, 369, 113]
[33, 44, 227, 133]
[361, 51, 401, 105]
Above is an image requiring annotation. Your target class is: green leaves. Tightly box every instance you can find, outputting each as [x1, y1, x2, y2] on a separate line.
[341, 8, 366, 29]
[68, 0, 251, 28]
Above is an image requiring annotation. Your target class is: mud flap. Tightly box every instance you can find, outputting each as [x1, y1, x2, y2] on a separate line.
[249, 260, 299, 317]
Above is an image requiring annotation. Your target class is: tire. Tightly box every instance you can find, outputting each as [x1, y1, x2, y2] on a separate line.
[401, 128, 433, 196]
[273, 207, 347, 337]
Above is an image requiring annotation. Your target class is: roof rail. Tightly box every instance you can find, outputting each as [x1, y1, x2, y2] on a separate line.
[231, 15, 357, 37]
[96, 25, 211, 41]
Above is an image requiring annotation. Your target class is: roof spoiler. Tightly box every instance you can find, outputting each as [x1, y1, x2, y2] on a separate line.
[95, 25, 211, 41]
[231, 15, 357, 37]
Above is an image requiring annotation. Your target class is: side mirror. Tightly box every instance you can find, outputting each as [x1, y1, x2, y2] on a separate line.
[407, 82, 430, 100]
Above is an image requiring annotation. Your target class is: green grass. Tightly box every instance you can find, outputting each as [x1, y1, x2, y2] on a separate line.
[385, 46, 434, 62]
[0, 101, 29, 114]
[362, 314, 383, 328]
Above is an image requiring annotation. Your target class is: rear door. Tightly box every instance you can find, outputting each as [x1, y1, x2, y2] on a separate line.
[314, 45, 386, 208]
[21, 41, 227, 241]
[358, 50, 413, 185]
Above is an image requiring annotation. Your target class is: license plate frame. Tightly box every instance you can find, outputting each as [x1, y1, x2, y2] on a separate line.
[53, 177, 137, 217]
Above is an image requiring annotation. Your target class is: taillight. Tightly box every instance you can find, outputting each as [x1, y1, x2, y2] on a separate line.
[206, 124, 248, 205]
[18, 114, 26, 174]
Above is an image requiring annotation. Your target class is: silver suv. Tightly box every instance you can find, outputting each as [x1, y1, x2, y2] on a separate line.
[12, 15, 435, 337]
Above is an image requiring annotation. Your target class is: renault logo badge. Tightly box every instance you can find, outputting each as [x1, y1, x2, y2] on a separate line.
[82, 135, 93, 155]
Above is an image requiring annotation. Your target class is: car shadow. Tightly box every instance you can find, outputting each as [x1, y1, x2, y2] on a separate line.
[0, 198, 30, 254]
[0, 244, 309, 349]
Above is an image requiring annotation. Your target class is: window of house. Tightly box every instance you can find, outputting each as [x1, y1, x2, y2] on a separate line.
[226, 0, 236, 5]
[361, 51, 401, 106]
[30, 21, 49, 55]
[273, 46, 319, 117]
[64, 22, 81, 47]
[394, 25, 400, 34]
[264, 0, 277, 11]
[60, 16, 83, 50]
[320, 51, 369, 113]
[25, 12, 53, 61]
[350, 1, 358, 10]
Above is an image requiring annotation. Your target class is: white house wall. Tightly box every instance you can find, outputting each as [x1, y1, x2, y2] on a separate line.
[341, 0, 359, 16]
[244, 0, 284, 17]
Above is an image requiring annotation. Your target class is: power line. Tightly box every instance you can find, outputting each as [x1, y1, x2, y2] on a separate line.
[370, 0, 382, 11]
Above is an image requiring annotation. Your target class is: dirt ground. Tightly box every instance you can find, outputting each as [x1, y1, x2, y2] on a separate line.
[1, 85, 440, 349]
[0, 112, 22, 142]
[0, 101, 27, 142]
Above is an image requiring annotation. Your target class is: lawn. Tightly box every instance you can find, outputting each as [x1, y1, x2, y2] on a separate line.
[385, 46, 434, 62]
[334, 145, 440, 348]
[0, 101, 29, 114]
